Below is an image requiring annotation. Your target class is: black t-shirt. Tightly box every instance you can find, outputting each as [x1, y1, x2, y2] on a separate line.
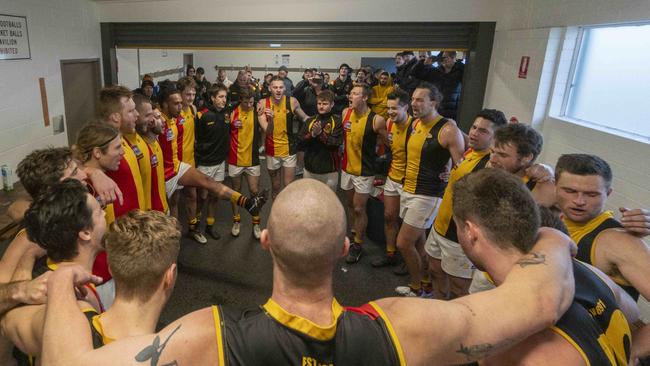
[195, 105, 231, 166]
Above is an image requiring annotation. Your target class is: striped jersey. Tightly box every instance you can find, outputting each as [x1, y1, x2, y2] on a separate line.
[386, 116, 414, 184]
[228, 105, 260, 167]
[403, 116, 450, 196]
[342, 108, 378, 177]
[143, 136, 168, 213]
[178, 106, 196, 167]
[123, 133, 152, 210]
[105, 136, 145, 216]
[264, 96, 295, 157]
[433, 148, 491, 241]
[159, 112, 181, 180]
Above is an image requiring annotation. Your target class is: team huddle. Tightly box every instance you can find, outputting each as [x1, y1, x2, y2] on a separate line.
[0, 56, 649, 365]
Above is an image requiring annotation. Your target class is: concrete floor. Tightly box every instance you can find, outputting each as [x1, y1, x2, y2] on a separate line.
[159, 169, 405, 328]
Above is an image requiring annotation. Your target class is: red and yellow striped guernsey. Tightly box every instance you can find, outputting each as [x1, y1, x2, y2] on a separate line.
[144, 138, 168, 213]
[228, 105, 260, 167]
[178, 106, 196, 167]
[342, 108, 378, 177]
[105, 137, 145, 218]
[159, 112, 181, 180]
[386, 116, 413, 183]
[264, 96, 294, 157]
[124, 133, 152, 210]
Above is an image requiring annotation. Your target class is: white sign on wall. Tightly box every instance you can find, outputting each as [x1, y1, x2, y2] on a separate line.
[0, 14, 30, 60]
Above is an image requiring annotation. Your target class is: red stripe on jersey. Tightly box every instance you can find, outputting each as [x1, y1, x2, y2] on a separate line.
[228, 108, 240, 165]
[92, 251, 112, 282]
[345, 303, 380, 320]
[106, 157, 140, 218]
[146, 143, 165, 212]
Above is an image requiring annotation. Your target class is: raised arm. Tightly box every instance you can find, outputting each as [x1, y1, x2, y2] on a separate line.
[257, 99, 269, 132]
[440, 120, 467, 165]
[42, 265, 218, 366]
[83, 166, 123, 206]
[619, 207, 650, 237]
[376, 228, 574, 365]
[597, 229, 650, 300]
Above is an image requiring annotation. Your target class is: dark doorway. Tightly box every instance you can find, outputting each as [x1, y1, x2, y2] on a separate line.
[183, 53, 194, 68]
[60, 59, 102, 145]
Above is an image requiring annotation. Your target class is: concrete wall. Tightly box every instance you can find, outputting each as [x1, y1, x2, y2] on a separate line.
[0, 0, 101, 180]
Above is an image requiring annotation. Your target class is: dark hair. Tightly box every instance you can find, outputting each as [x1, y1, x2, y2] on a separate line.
[415, 82, 443, 104]
[75, 122, 120, 163]
[475, 108, 508, 127]
[402, 50, 415, 56]
[270, 75, 284, 84]
[538, 205, 568, 235]
[453, 169, 540, 253]
[387, 89, 410, 106]
[494, 124, 543, 161]
[196, 67, 205, 74]
[140, 79, 154, 89]
[17, 147, 74, 198]
[208, 84, 228, 97]
[239, 86, 255, 101]
[555, 154, 613, 189]
[157, 83, 181, 106]
[339, 63, 350, 71]
[441, 51, 457, 59]
[24, 179, 94, 261]
[278, 65, 288, 72]
[316, 89, 335, 103]
[133, 93, 152, 112]
[186, 65, 195, 74]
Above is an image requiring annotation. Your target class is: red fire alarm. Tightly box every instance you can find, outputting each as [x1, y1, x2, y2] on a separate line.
[519, 56, 530, 79]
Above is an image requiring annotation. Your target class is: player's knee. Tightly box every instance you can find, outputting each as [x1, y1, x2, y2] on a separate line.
[384, 210, 398, 225]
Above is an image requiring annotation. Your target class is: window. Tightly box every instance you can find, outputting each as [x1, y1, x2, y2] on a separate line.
[565, 23, 650, 140]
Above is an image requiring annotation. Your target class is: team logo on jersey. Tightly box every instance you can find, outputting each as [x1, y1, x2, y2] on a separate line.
[178, 117, 185, 125]
[387, 132, 393, 143]
[323, 123, 332, 134]
[151, 154, 158, 168]
[233, 119, 243, 129]
[166, 128, 174, 141]
[131, 145, 144, 160]
[343, 121, 351, 131]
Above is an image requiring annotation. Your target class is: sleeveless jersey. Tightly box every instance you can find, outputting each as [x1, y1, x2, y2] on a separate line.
[159, 113, 181, 180]
[212, 298, 405, 366]
[124, 133, 152, 210]
[551, 260, 632, 366]
[264, 96, 295, 157]
[522, 175, 537, 192]
[228, 106, 260, 167]
[564, 211, 639, 301]
[178, 106, 196, 167]
[143, 137, 168, 213]
[403, 116, 450, 196]
[386, 116, 414, 183]
[342, 109, 378, 176]
[105, 137, 145, 217]
[433, 149, 490, 241]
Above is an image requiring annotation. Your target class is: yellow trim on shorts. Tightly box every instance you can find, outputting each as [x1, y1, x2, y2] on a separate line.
[368, 301, 407, 366]
[549, 326, 591, 366]
[212, 306, 226, 366]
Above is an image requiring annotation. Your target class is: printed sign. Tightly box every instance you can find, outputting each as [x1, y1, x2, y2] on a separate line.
[0, 15, 30, 60]
[518, 56, 530, 79]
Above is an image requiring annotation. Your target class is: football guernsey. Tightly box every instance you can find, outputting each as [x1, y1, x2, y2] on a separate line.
[402, 116, 450, 196]
[179, 106, 196, 167]
[341, 109, 378, 177]
[264, 96, 296, 157]
[228, 106, 260, 167]
[386, 116, 414, 184]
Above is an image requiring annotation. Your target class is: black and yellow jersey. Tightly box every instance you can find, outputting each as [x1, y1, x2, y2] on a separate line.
[551, 260, 632, 366]
[433, 148, 490, 241]
[299, 113, 343, 174]
[564, 211, 639, 301]
[212, 298, 405, 366]
[403, 116, 450, 196]
[87, 313, 114, 348]
[342, 109, 378, 177]
[386, 116, 414, 184]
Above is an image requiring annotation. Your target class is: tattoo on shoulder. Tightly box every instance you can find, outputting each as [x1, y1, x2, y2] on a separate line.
[456, 342, 494, 361]
[134, 324, 182, 366]
[516, 252, 546, 268]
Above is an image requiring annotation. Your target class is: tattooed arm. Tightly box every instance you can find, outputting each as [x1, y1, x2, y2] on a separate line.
[42, 264, 218, 366]
[375, 228, 575, 366]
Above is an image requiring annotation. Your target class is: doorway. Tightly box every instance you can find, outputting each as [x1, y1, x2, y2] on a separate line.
[183, 53, 194, 68]
[60, 59, 102, 145]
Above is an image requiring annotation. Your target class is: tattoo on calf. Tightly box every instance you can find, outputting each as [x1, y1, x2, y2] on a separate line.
[135, 324, 182, 366]
[516, 252, 546, 268]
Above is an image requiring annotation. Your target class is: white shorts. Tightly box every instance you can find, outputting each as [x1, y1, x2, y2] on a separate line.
[304, 170, 339, 192]
[165, 161, 192, 198]
[340, 171, 374, 194]
[228, 164, 261, 178]
[399, 192, 441, 229]
[383, 178, 403, 197]
[267, 154, 297, 170]
[468, 270, 496, 294]
[425, 230, 475, 278]
[197, 161, 226, 182]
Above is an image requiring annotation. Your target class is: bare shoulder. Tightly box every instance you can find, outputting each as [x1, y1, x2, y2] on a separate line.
[482, 328, 586, 366]
[598, 228, 648, 253]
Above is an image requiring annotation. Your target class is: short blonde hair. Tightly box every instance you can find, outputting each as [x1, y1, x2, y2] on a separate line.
[105, 210, 180, 302]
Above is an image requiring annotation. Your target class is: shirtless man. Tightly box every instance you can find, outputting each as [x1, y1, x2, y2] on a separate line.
[41, 179, 575, 366]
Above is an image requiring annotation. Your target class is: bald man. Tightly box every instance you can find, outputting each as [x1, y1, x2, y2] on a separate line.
[42, 179, 575, 366]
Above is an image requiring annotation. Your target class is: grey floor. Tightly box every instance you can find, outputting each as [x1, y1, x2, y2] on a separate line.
[160, 168, 405, 328]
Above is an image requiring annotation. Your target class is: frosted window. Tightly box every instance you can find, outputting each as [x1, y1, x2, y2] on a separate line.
[566, 23, 650, 139]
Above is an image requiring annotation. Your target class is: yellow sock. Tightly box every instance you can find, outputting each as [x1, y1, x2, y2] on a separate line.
[189, 217, 199, 229]
[354, 233, 363, 245]
[230, 192, 244, 206]
[252, 216, 261, 225]
[206, 217, 215, 226]
[233, 214, 241, 223]
[409, 283, 421, 291]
